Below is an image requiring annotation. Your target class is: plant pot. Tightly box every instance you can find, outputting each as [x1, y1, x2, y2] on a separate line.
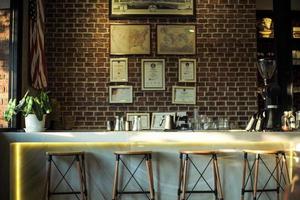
[24, 114, 46, 132]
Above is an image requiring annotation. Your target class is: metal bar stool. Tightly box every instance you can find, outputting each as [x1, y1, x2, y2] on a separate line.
[241, 150, 290, 200]
[112, 151, 155, 200]
[45, 151, 87, 200]
[177, 151, 224, 200]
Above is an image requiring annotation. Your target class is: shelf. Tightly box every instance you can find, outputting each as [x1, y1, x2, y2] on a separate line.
[292, 39, 300, 49]
[256, 10, 274, 18]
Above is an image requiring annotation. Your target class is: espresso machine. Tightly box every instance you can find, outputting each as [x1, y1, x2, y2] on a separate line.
[257, 58, 281, 130]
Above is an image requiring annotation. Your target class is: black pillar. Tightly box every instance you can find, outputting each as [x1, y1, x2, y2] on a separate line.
[273, 0, 293, 112]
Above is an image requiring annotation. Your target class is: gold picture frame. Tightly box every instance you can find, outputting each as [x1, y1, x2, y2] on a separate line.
[157, 24, 196, 55]
[141, 59, 165, 91]
[109, 85, 133, 103]
[172, 86, 196, 105]
[109, 0, 196, 18]
[126, 113, 150, 130]
[178, 58, 196, 82]
[151, 112, 176, 130]
[110, 58, 128, 82]
[110, 24, 151, 55]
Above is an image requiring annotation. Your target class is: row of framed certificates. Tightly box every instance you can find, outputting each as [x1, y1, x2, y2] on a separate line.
[109, 85, 196, 105]
[110, 58, 196, 84]
[126, 112, 181, 130]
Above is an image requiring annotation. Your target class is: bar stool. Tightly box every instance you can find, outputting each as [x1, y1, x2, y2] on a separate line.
[112, 151, 155, 200]
[45, 151, 87, 200]
[241, 150, 290, 200]
[177, 151, 224, 200]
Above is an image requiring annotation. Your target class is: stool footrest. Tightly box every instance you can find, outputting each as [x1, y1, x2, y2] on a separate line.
[244, 189, 278, 192]
[50, 191, 82, 195]
[181, 190, 215, 194]
[118, 191, 151, 194]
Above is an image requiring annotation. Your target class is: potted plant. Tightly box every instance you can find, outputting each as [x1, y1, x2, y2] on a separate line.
[4, 90, 52, 132]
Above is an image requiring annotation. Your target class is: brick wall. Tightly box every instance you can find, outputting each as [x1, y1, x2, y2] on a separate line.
[45, 0, 257, 129]
[0, 10, 10, 128]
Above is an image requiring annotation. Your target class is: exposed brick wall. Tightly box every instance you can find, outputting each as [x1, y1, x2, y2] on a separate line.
[0, 10, 10, 128]
[45, 0, 257, 129]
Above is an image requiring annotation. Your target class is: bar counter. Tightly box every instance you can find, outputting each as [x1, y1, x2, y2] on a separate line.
[1, 130, 300, 200]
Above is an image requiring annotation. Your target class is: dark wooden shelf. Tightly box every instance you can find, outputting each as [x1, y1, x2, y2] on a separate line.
[292, 38, 300, 49]
[256, 10, 274, 18]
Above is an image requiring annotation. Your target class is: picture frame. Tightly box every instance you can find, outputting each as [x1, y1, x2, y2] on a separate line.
[110, 24, 151, 55]
[109, 0, 196, 18]
[141, 59, 165, 90]
[172, 86, 196, 105]
[126, 113, 150, 130]
[157, 24, 196, 55]
[178, 58, 196, 82]
[109, 85, 133, 103]
[110, 58, 128, 82]
[151, 112, 176, 130]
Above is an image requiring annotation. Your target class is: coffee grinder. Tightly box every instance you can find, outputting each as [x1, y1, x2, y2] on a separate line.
[257, 58, 281, 130]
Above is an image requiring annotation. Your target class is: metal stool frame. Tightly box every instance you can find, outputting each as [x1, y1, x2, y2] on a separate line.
[112, 152, 155, 200]
[178, 152, 224, 200]
[45, 152, 87, 200]
[241, 151, 290, 200]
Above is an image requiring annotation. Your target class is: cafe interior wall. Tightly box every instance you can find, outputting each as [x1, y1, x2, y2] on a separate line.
[40, 0, 258, 129]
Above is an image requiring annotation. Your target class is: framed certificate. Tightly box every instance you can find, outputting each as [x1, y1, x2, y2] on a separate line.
[110, 58, 128, 82]
[109, 85, 133, 103]
[141, 59, 165, 90]
[172, 86, 196, 105]
[179, 58, 196, 82]
[126, 113, 150, 130]
[151, 112, 176, 130]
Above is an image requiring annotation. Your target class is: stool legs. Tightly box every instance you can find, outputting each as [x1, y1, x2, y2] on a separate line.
[45, 155, 52, 200]
[181, 154, 189, 200]
[76, 155, 87, 200]
[213, 154, 224, 200]
[177, 153, 184, 200]
[241, 152, 290, 200]
[112, 154, 120, 200]
[145, 154, 155, 200]
[241, 153, 247, 200]
[253, 154, 260, 200]
[178, 153, 223, 200]
[45, 153, 87, 200]
[112, 152, 155, 200]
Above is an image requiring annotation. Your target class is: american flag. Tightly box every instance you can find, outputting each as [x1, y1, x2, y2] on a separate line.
[29, 0, 48, 89]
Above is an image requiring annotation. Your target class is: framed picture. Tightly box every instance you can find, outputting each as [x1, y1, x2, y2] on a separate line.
[157, 25, 196, 55]
[172, 86, 196, 105]
[109, 0, 196, 18]
[109, 85, 133, 103]
[179, 58, 196, 82]
[141, 59, 165, 90]
[151, 112, 176, 130]
[126, 113, 150, 130]
[110, 24, 150, 55]
[110, 58, 128, 82]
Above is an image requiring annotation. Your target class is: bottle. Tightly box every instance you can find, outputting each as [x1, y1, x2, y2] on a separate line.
[281, 111, 289, 131]
[114, 116, 120, 131]
[289, 111, 296, 130]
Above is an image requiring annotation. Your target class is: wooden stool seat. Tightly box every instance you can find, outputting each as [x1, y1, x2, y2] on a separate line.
[112, 151, 155, 200]
[114, 150, 152, 155]
[243, 149, 285, 155]
[241, 150, 290, 200]
[178, 151, 224, 200]
[46, 151, 84, 156]
[45, 151, 87, 200]
[179, 150, 218, 155]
